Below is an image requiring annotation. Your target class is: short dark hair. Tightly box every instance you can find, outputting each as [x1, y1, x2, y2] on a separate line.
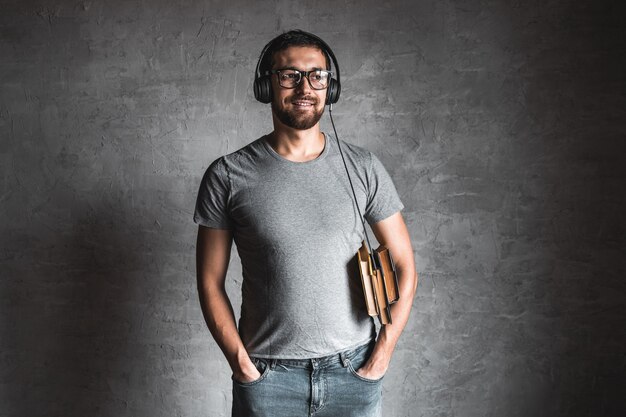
[259, 30, 331, 74]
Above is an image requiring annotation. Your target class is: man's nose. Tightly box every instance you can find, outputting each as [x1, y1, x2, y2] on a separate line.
[295, 75, 313, 93]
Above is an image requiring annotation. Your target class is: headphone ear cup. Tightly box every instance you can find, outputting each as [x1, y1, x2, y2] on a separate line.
[254, 76, 273, 104]
[326, 78, 341, 104]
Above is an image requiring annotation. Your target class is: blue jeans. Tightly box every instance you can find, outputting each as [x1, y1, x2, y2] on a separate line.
[232, 341, 383, 417]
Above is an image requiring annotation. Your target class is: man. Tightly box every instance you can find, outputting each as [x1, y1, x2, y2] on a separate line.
[194, 30, 417, 417]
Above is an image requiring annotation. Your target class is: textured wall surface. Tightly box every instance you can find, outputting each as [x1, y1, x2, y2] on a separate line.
[1, 0, 625, 416]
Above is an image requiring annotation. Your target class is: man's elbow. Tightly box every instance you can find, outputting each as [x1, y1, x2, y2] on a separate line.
[398, 265, 418, 299]
[197, 273, 227, 297]
[411, 271, 418, 296]
[406, 269, 418, 299]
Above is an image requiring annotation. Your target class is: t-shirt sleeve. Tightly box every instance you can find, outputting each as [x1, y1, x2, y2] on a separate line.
[364, 152, 404, 224]
[193, 157, 232, 229]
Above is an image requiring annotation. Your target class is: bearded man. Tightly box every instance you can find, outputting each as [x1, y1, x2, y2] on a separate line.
[194, 30, 417, 417]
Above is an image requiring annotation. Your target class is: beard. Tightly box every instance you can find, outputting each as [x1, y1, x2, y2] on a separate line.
[272, 95, 325, 130]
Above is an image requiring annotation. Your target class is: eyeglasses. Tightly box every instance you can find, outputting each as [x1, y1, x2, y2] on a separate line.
[266, 69, 332, 90]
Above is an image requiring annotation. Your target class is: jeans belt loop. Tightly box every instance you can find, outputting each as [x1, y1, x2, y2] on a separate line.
[270, 359, 277, 370]
[339, 351, 349, 368]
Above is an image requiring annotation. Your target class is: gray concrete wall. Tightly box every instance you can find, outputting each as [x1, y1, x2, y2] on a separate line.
[1, 0, 624, 416]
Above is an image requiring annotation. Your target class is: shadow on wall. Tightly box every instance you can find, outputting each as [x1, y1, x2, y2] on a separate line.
[511, 1, 626, 415]
[3, 184, 156, 417]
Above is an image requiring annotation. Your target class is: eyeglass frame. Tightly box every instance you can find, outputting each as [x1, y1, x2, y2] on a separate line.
[265, 68, 334, 90]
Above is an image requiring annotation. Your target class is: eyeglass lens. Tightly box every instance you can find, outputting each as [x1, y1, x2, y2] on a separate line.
[278, 70, 330, 90]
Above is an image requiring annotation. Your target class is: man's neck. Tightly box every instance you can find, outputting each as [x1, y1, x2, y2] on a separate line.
[267, 123, 325, 162]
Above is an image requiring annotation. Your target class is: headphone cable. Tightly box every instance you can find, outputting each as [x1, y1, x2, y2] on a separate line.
[328, 104, 375, 254]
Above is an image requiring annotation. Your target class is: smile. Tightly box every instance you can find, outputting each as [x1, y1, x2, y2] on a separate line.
[292, 100, 315, 107]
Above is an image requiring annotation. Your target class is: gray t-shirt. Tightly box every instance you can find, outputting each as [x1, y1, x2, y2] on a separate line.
[194, 134, 404, 359]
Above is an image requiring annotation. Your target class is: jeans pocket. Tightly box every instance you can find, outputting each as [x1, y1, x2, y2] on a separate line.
[346, 345, 385, 383]
[232, 358, 271, 387]
[346, 359, 385, 383]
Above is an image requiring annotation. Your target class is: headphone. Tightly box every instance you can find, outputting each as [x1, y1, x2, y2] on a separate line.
[253, 30, 341, 105]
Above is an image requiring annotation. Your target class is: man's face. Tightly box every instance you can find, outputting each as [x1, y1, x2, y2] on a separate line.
[270, 46, 328, 130]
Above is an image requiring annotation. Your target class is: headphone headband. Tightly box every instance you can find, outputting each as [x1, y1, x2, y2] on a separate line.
[253, 30, 341, 105]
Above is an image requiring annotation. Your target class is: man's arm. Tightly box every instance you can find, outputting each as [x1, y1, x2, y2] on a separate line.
[357, 211, 418, 379]
[196, 225, 261, 383]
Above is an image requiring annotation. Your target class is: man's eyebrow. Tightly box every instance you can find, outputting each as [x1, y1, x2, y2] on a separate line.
[276, 66, 326, 71]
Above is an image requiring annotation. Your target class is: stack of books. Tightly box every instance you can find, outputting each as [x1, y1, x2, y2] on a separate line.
[357, 241, 399, 325]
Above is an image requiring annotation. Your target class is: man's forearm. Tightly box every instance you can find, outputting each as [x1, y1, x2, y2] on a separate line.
[360, 263, 418, 376]
[375, 265, 418, 358]
[196, 226, 260, 382]
[197, 280, 252, 374]
[357, 212, 418, 378]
